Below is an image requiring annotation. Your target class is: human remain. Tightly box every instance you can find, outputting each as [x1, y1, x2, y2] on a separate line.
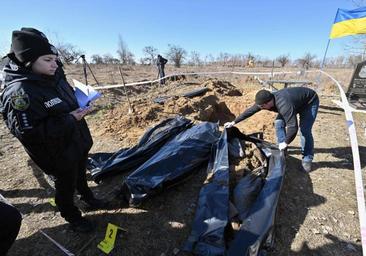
[156, 54, 168, 85]
[224, 87, 319, 172]
[0, 28, 107, 233]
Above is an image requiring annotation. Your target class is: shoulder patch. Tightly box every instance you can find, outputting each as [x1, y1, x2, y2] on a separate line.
[11, 89, 30, 111]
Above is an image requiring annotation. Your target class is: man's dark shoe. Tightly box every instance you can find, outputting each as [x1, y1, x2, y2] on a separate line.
[81, 197, 110, 210]
[302, 160, 312, 173]
[69, 218, 95, 233]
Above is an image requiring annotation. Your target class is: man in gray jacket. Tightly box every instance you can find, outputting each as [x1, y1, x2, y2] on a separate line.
[225, 87, 319, 172]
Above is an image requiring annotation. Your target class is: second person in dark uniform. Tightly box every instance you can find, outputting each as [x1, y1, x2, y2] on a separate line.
[156, 54, 168, 85]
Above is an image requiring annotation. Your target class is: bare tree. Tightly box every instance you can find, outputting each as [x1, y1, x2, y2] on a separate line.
[335, 55, 345, 67]
[259, 58, 273, 67]
[56, 43, 84, 64]
[217, 52, 230, 66]
[140, 57, 152, 65]
[188, 51, 202, 66]
[117, 35, 135, 65]
[276, 54, 290, 67]
[347, 54, 363, 67]
[205, 54, 215, 65]
[229, 54, 244, 67]
[126, 52, 136, 65]
[142, 46, 158, 65]
[102, 54, 120, 64]
[167, 44, 186, 68]
[326, 56, 346, 68]
[297, 53, 317, 69]
[91, 54, 104, 64]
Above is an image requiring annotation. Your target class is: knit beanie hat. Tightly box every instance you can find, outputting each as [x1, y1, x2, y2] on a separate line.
[255, 90, 274, 105]
[11, 29, 58, 65]
[20, 27, 49, 42]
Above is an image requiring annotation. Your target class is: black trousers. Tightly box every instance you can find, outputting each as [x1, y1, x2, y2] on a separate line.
[54, 155, 94, 223]
[158, 67, 165, 85]
[0, 201, 22, 255]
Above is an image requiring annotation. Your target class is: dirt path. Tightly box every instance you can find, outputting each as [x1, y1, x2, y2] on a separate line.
[1, 74, 365, 255]
[270, 96, 365, 255]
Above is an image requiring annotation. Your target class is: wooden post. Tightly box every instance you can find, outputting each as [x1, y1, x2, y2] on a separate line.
[118, 65, 133, 114]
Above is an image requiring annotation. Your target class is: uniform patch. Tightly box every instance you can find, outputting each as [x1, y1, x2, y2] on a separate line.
[9, 62, 19, 71]
[11, 89, 30, 111]
[17, 112, 33, 130]
[44, 97, 62, 108]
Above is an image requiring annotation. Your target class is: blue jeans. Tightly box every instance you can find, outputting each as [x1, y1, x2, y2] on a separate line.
[274, 97, 319, 161]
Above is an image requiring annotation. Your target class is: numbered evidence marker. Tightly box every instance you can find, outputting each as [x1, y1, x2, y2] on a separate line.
[98, 223, 125, 254]
[49, 198, 56, 207]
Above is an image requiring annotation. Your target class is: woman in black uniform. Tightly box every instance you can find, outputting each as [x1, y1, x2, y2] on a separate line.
[0, 28, 107, 233]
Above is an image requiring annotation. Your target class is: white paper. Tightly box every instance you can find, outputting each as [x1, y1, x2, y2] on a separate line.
[73, 79, 101, 108]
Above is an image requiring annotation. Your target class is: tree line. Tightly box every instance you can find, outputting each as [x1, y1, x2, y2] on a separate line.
[1, 35, 364, 69]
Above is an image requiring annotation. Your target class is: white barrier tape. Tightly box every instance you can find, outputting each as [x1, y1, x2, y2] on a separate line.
[321, 70, 366, 255]
[332, 99, 366, 114]
[93, 70, 299, 90]
[40, 230, 75, 256]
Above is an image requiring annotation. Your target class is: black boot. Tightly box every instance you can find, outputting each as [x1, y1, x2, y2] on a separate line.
[69, 217, 95, 233]
[80, 196, 110, 210]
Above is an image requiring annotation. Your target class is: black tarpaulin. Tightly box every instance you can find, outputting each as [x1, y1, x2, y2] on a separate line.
[227, 150, 285, 256]
[183, 129, 230, 256]
[89, 116, 192, 183]
[120, 122, 221, 206]
[184, 128, 286, 256]
[233, 173, 264, 222]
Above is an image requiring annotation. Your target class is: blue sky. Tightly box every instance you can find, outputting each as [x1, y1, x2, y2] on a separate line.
[0, 0, 362, 61]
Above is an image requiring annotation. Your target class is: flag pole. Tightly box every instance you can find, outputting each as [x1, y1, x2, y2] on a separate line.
[316, 8, 339, 91]
[315, 39, 331, 91]
[320, 39, 331, 71]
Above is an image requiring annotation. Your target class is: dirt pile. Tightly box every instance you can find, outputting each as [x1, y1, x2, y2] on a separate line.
[201, 79, 242, 96]
[96, 79, 246, 140]
[92, 79, 279, 147]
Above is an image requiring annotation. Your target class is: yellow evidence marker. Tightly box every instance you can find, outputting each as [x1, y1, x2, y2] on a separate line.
[49, 198, 56, 207]
[97, 223, 123, 254]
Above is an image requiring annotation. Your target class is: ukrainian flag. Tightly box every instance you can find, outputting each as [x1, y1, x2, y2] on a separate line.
[330, 7, 366, 39]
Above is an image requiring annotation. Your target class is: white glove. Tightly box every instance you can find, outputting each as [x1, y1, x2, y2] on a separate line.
[278, 142, 288, 151]
[224, 121, 235, 128]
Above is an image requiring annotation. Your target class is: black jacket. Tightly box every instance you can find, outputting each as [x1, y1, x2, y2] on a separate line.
[156, 56, 168, 67]
[234, 87, 318, 144]
[0, 58, 93, 174]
